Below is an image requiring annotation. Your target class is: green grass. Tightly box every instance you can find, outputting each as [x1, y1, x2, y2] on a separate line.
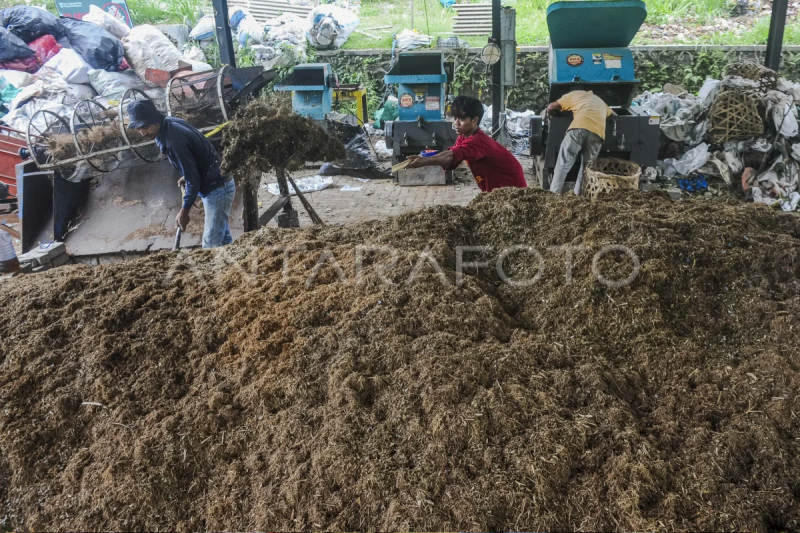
[127, 0, 209, 26]
[344, 0, 800, 49]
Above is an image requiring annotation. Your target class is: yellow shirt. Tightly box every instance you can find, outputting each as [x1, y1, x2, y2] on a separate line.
[557, 90, 612, 140]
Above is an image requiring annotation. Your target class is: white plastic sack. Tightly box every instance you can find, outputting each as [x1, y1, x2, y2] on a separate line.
[781, 191, 800, 211]
[723, 143, 744, 174]
[125, 25, 183, 72]
[190, 15, 216, 40]
[83, 4, 130, 40]
[230, 7, 265, 48]
[1, 98, 68, 133]
[122, 38, 161, 82]
[180, 44, 206, 62]
[252, 14, 309, 68]
[777, 77, 800, 101]
[792, 143, 800, 162]
[184, 58, 212, 72]
[767, 90, 799, 138]
[394, 28, 432, 50]
[264, 175, 333, 196]
[89, 69, 147, 97]
[43, 48, 90, 84]
[374, 139, 392, 159]
[698, 78, 720, 108]
[307, 4, 359, 49]
[0, 69, 32, 88]
[673, 143, 710, 175]
[65, 82, 96, 101]
[9, 69, 68, 110]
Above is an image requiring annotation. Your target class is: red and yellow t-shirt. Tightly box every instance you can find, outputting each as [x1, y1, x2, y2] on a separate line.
[446, 128, 527, 192]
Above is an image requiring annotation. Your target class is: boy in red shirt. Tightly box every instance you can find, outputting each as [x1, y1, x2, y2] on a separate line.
[405, 96, 527, 192]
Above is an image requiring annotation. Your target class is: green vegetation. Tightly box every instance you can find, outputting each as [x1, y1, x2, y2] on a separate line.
[127, 0, 208, 26]
[344, 0, 800, 49]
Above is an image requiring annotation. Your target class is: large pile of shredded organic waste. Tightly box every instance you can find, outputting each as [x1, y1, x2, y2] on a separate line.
[1, 188, 799, 532]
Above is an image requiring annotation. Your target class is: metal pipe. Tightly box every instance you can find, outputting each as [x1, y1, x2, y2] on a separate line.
[765, 0, 789, 72]
[211, 0, 236, 68]
[491, 0, 501, 140]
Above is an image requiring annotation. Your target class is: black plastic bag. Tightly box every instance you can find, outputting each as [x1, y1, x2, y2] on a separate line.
[0, 6, 63, 42]
[60, 16, 123, 72]
[0, 27, 34, 61]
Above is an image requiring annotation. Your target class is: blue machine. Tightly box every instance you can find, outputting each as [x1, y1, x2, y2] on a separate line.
[383, 51, 458, 183]
[274, 63, 336, 120]
[530, 0, 661, 189]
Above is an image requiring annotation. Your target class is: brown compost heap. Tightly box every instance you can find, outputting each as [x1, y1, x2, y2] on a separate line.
[1, 188, 799, 532]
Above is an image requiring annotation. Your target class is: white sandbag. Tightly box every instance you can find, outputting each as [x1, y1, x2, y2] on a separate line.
[0, 69, 32, 88]
[88, 69, 147, 97]
[125, 25, 182, 72]
[189, 15, 215, 40]
[42, 48, 90, 84]
[83, 4, 130, 40]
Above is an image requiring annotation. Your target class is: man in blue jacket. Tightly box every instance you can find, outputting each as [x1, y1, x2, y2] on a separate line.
[126, 100, 236, 248]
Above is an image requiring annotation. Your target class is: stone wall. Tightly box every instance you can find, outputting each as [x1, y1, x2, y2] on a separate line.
[319, 45, 800, 113]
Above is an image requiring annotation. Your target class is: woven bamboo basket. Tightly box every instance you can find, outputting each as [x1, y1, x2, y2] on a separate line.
[582, 157, 642, 199]
[725, 61, 778, 92]
[708, 89, 765, 143]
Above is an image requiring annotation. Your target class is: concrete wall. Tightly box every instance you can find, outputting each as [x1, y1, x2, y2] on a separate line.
[319, 45, 800, 112]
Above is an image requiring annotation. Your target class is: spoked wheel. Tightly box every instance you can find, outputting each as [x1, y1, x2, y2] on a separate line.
[119, 89, 162, 162]
[216, 66, 234, 123]
[71, 100, 123, 173]
[26, 109, 78, 180]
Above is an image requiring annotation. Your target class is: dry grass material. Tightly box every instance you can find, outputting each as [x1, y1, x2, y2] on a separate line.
[221, 98, 346, 177]
[47, 133, 79, 161]
[1, 189, 800, 531]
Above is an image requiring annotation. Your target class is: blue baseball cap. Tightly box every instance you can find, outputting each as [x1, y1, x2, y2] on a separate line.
[127, 99, 166, 129]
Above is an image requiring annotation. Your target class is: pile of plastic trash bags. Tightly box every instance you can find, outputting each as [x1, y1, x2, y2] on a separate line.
[634, 72, 800, 212]
[0, 4, 210, 133]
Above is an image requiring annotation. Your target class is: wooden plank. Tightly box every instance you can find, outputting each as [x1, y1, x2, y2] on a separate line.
[287, 176, 325, 226]
[258, 196, 290, 227]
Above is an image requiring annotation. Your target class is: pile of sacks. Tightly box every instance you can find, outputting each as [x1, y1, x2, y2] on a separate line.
[634, 66, 800, 212]
[189, 3, 359, 67]
[0, 4, 210, 134]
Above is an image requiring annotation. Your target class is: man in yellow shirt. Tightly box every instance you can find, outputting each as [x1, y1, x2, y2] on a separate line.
[546, 90, 616, 195]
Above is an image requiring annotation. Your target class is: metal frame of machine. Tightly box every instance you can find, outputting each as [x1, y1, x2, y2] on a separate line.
[275, 63, 338, 121]
[383, 51, 458, 186]
[529, 0, 660, 190]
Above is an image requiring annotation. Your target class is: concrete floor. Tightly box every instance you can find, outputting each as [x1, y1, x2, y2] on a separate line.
[258, 155, 535, 228]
